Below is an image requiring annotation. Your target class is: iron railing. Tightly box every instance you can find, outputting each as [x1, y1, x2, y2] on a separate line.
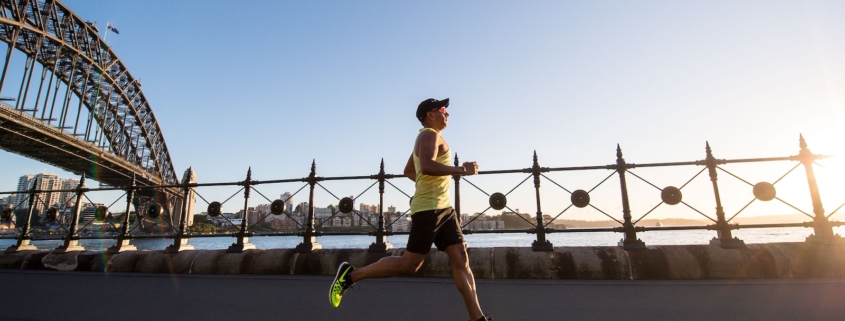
[1, 134, 843, 253]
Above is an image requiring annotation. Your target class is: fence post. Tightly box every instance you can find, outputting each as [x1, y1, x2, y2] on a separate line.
[704, 142, 745, 248]
[107, 174, 137, 253]
[227, 167, 256, 252]
[369, 159, 393, 252]
[166, 177, 194, 253]
[531, 151, 554, 251]
[4, 183, 38, 252]
[296, 160, 322, 252]
[453, 154, 464, 232]
[54, 174, 87, 253]
[799, 134, 841, 244]
[616, 145, 646, 250]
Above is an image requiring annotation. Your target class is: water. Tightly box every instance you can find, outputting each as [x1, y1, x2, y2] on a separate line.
[2, 226, 843, 251]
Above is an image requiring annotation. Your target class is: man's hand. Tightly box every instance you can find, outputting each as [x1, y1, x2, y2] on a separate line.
[462, 162, 478, 175]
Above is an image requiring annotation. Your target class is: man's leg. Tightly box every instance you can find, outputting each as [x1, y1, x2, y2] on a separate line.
[444, 243, 484, 320]
[350, 250, 427, 282]
[330, 250, 427, 308]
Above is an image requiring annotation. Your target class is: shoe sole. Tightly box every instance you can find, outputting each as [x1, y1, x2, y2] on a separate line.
[329, 262, 349, 307]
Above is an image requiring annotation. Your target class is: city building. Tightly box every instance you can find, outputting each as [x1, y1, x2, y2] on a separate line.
[314, 207, 332, 219]
[281, 192, 293, 212]
[58, 178, 79, 207]
[79, 203, 104, 222]
[14, 174, 34, 207]
[13, 174, 83, 212]
[295, 202, 309, 214]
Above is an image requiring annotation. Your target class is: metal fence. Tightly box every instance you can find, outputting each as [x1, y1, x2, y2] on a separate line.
[1, 134, 842, 253]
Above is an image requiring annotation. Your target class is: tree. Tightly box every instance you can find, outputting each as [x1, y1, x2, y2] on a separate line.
[190, 221, 216, 234]
[499, 212, 534, 229]
[327, 204, 336, 214]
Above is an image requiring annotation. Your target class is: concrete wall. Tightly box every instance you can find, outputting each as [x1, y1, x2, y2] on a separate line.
[1, 243, 844, 279]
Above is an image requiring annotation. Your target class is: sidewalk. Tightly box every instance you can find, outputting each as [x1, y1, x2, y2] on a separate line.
[1, 270, 844, 321]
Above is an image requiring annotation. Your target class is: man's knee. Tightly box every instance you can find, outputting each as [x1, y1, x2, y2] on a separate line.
[400, 253, 426, 274]
[445, 244, 470, 268]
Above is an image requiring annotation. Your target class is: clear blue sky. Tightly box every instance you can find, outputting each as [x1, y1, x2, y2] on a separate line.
[1, 0, 843, 221]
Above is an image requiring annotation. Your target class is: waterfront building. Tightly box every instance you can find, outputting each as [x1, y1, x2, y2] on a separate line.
[314, 207, 332, 219]
[58, 178, 79, 207]
[14, 174, 34, 207]
[281, 192, 293, 211]
[295, 202, 309, 214]
[392, 215, 410, 232]
[79, 203, 104, 222]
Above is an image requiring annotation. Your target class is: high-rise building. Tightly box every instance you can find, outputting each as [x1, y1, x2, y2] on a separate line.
[296, 202, 309, 214]
[14, 174, 34, 208]
[15, 173, 61, 214]
[58, 178, 79, 207]
[32, 173, 61, 214]
[281, 192, 293, 212]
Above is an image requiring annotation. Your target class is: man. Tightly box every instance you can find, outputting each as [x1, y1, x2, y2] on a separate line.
[329, 98, 490, 321]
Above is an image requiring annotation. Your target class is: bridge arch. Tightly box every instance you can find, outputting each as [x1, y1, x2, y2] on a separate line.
[0, 0, 177, 186]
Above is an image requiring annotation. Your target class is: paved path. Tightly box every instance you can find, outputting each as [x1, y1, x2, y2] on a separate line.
[1, 271, 844, 321]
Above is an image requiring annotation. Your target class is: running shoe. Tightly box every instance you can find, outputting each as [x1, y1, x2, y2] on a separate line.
[329, 262, 354, 307]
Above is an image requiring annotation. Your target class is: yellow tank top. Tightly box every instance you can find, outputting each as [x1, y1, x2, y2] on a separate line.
[410, 128, 452, 213]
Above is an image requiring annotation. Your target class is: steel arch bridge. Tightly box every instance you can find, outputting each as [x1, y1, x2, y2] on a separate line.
[0, 0, 177, 188]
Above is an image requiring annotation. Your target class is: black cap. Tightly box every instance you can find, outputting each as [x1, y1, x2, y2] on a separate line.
[416, 98, 449, 122]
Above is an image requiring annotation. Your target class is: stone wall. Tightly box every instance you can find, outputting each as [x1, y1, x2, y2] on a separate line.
[1, 243, 844, 279]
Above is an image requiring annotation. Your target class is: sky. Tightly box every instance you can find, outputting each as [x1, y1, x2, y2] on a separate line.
[1, 0, 844, 222]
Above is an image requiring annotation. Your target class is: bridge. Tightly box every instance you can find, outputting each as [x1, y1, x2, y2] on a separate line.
[0, 0, 184, 230]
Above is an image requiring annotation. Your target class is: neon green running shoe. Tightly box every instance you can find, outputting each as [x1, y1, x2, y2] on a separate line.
[329, 262, 354, 307]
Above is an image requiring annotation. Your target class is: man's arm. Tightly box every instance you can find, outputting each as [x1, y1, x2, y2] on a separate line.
[404, 154, 416, 182]
[417, 130, 466, 176]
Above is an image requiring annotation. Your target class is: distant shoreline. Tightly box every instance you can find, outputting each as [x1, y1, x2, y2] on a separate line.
[560, 214, 817, 228]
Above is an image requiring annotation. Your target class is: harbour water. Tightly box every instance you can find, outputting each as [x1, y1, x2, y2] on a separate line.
[2, 226, 843, 251]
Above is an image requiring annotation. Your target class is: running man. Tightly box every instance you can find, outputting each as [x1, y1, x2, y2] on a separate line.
[330, 98, 490, 321]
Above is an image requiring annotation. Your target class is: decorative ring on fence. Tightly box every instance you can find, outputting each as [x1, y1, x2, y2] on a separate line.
[96, 206, 109, 221]
[46, 208, 59, 221]
[147, 203, 162, 219]
[489, 192, 507, 210]
[2, 208, 14, 221]
[338, 197, 354, 214]
[661, 186, 683, 205]
[571, 189, 590, 208]
[753, 182, 776, 201]
[270, 199, 286, 215]
[207, 201, 222, 217]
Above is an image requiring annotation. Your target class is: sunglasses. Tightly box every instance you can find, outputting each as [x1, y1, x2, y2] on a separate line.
[431, 107, 447, 114]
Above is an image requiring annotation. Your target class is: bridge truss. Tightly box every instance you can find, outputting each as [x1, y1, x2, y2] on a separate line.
[0, 0, 177, 187]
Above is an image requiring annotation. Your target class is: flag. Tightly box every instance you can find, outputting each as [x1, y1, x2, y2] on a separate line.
[107, 23, 119, 35]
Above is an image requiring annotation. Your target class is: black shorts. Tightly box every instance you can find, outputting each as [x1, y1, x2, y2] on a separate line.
[406, 207, 464, 254]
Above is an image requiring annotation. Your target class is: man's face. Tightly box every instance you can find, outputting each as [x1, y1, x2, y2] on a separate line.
[427, 106, 449, 128]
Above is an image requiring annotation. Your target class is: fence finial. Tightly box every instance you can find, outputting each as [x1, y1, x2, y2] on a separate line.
[799, 133, 807, 150]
